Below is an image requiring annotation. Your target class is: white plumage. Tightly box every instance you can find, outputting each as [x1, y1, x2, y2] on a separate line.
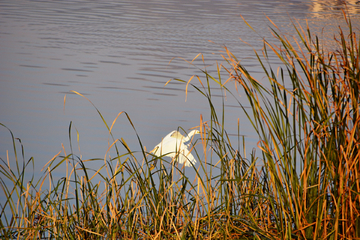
[153, 129, 200, 167]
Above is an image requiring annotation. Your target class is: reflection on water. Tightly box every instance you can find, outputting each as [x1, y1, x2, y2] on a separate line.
[0, 0, 359, 176]
[309, 0, 360, 18]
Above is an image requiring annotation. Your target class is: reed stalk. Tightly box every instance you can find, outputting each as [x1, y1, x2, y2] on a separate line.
[1, 12, 359, 239]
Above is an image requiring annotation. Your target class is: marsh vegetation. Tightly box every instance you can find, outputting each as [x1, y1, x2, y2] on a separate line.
[1, 13, 359, 239]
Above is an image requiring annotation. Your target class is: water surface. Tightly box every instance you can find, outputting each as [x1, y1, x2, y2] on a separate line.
[1, 0, 359, 176]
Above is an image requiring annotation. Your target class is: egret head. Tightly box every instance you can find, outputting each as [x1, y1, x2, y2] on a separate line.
[192, 129, 200, 134]
[183, 129, 200, 142]
[188, 129, 200, 136]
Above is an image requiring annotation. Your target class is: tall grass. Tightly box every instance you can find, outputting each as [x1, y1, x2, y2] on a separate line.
[1, 12, 359, 239]
[214, 12, 359, 239]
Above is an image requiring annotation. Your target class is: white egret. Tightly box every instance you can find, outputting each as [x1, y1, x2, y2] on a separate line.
[153, 129, 200, 167]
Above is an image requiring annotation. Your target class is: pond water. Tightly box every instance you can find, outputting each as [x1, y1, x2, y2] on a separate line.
[1, 0, 359, 178]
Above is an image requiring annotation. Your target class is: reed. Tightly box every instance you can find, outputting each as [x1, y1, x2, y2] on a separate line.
[213, 11, 359, 239]
[1, 12, 359, 239]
